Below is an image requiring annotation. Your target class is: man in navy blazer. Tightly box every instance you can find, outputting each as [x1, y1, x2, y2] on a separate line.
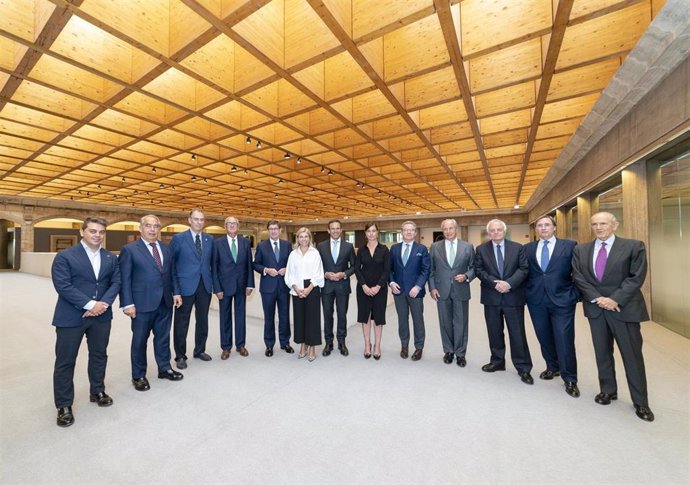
[525, 216, 580, 397]
[51, 217, 120, 427]
[120, 215, 183, 392]
[572, 212, 654, 422]
[253, 220, 293, 356]
[474, 219, 533, 384]
[316, 219, 356, 356]
[171, 208, 214, 369]
[213, 216, 255, 359]
[389, 221, 430, 361]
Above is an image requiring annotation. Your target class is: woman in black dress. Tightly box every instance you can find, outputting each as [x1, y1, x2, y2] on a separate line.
[354, 223, 390, 360]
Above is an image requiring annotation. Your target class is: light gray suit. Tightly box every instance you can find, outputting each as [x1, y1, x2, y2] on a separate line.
[429, 239, 475, 357]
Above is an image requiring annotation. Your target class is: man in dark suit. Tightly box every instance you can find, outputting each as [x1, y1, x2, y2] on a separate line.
[120, 215, 183, 392]
[474, 219, 533, 384]
[429, 219, 475, 367]
[51, 217, 120, 427]
[317, 219, 356, 356]
[525, 215, 580, 397]
[213, 216, 254, 359]
[572, 212, 654, 422]
[389, 220, 430, 361]
[253, 220, 293, 356]
[171, 208, 214, 369]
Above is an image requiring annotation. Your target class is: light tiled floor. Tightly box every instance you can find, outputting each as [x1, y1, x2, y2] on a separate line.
[1, 272, 688, 484]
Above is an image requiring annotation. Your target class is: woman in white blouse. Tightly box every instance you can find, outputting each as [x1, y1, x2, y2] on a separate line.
[285, 227, 324, 361]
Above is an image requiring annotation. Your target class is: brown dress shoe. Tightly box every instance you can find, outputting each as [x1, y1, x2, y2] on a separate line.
[400, 346, 409, 359]
[221, 349, 231, 360]
[411, 348, 423, 361]
[237, 347, 249, 357]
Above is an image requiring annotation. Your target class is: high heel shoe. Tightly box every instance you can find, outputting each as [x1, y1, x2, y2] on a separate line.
[374, 353, 381, 360]
[307, 354, 316, 362]
[364, 344, 372, 359]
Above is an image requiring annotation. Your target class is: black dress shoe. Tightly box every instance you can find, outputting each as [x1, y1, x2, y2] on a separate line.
[57, 406, 74, 428]
[132, 377, 150, 391]
[338, 343, 349, 356]
[400, 346, 409, 359]
[456, 356, 466, 367]
[443, 352, 453, 364]
[158, 369, 184, 381]
[194, 352, 212, 361]
[411, 348, 423, 361]
[322, 343, 333, 357]
[539, 369, 560, 380]
[89, 392, 113, 407]
[281, 345, 295, 354]
[634, 404, 655, 422]
[595, 392, 618, 405]
[565, 382, 580, 398]
[175, 358, 187, 370]
[265, 348, 274, 357]
[519, 372, 534, 385]
[481, 362, 506, 372]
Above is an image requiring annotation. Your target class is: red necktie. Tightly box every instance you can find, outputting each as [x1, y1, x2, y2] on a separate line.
[150, 243, 163, 272]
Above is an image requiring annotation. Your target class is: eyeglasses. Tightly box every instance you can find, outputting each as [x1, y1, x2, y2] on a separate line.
[143, 224, 161, 229]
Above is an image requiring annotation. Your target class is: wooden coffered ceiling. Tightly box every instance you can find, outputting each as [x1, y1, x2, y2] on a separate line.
[0, 0, 665, 221]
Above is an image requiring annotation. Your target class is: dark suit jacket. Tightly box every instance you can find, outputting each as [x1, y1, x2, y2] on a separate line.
[51, 243, 121, 327]
[317, 239, 356, 294]
[253, 238, 291, 294]
[572, 236, 649, 322]
[525, 238, 580, 307]
[389, 241, 430, 297]
[474, 239, 528, 306]
[212, 235, 255, 295]
[171, 229, 214, 296]
[119, 238, 174, 312]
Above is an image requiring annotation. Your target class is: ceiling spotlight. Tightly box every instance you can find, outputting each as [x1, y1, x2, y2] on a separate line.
[172, 185, 176, 191]
[97, 184, 101, 189]
[284, 152, 291, 160]
[191, 154, 197, 161]
[244, 169, 248, 174]
[278, 179, 284, 184]
[274, 194, 279, 198]
[296, 156, 301, 164]
[231, 165, 237, 172]
[514, 204, 520, 209]
[327, 170, 333, 176]
[121, 177, 126, 182]
[355, 182, 361, 188]
[240, 186, 244, 191]
[311, 188, 316, 192]
[256, 141, 262, 149]
[203, 178, 207, 184]
[159, 184, 164, 189]
[415, 211, 422, 215]
[320, 166, 325, 173]
[245, 136, 251, 145]
[191, 175, 197, 181]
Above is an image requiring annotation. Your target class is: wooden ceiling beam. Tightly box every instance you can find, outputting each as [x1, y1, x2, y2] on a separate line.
[515, 0, 574, 205]
[434, 0, 497, 207]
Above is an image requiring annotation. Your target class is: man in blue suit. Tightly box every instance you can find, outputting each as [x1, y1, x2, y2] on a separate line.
[525, 216, 580, 397]
[51, 217, 120, 427]
[213, 216, 255, 359]
[389, 221, 430, 361]
[253, 220, 293, 357]
[171, 208, 214, 369]
[120, 215, 183, 392]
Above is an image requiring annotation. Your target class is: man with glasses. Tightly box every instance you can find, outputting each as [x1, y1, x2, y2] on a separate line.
[213, 216, 254, 359]
[120, 215, 183, 392]
[171, 208, 214, 369]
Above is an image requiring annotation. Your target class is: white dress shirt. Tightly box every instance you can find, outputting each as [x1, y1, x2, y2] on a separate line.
[592, 235, 615, 272]
[535, 236, 556, 260]
[144, 239, 164, 265]
[285, 246, 325, 295]
[80, 240, 102, 311]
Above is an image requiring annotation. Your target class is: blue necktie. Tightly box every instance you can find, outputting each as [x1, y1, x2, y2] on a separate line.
[540, 240, 550, 271]
[496, 244, 504, 278]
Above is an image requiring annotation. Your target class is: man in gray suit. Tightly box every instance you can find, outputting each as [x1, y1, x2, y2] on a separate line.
[429, 219, 475, 367]
[572, 212, 654, 422]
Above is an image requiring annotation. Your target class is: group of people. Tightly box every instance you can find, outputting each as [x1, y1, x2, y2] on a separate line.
[50, 209, 654, 428]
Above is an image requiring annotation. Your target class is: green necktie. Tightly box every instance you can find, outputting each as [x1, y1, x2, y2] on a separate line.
[231, 238, 237, 262]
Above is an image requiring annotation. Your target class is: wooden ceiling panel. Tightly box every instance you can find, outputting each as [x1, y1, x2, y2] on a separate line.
[460, 0, 552, 57]
[0, 0, 660, 219]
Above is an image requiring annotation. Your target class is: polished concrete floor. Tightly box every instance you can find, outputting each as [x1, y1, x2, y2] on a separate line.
[0, 271, 688, 484]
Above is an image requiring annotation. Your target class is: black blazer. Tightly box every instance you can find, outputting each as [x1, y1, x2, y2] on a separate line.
[317, 239, 356, 294]
[525, 238, 580, 307]
[572, 236, 649, 322]
[474, 239, 528, 306]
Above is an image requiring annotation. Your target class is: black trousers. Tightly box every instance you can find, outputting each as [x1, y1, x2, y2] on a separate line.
[588, 312, 648, 406]
[173, 277, 211, 360]
[322, 289, 350, 344]
[484, 304, 532, 373]
[293, 286, 322, 346]
[53, 319, 111, 408]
